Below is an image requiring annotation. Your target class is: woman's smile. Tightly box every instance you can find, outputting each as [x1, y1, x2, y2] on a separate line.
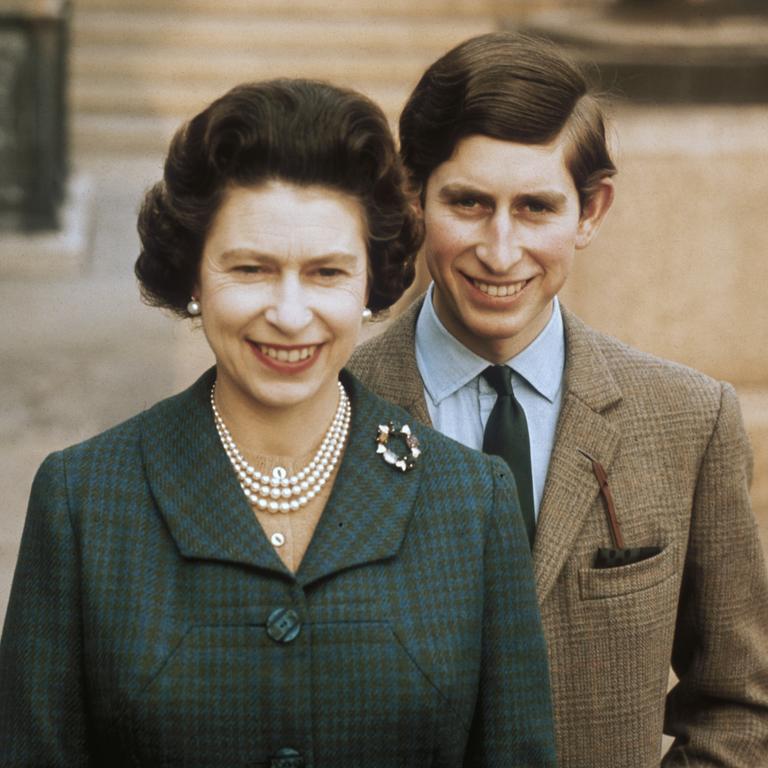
[247, 340, 323, 373]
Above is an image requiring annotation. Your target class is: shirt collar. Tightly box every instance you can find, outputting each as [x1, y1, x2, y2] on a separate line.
[509, 297, 564, 403]
[415, 284, 565, 405]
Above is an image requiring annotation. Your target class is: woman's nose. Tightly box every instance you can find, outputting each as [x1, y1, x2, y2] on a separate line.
[264, 278, 313, 333]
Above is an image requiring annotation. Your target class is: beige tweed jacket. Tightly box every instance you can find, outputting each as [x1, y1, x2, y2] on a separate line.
[348, 298, 768, 768]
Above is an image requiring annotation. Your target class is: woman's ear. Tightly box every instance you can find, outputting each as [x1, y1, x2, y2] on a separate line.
[408, 178, 425, 219]
[575, 178, 614, 250]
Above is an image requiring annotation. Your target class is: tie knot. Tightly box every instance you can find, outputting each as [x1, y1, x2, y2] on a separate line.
[482, 365, 514, 396]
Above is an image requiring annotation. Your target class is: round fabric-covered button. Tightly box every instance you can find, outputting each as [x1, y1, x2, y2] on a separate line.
[270, 747, 304, 768]
[266, 607, 301, 643]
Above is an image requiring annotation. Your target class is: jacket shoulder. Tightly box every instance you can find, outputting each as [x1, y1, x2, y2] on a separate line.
[53, 371, 213, 475]
[348, 297, 422, 383]
[567, 312, 726, 413]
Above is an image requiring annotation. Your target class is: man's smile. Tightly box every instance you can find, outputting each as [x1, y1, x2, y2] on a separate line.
[466, 275, 530, 298]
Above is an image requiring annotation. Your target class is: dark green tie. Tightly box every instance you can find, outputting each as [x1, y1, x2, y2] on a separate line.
[482, 365, 536, 547]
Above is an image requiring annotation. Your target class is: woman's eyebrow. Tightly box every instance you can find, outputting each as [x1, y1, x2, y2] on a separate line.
[217, 249, 362, 265]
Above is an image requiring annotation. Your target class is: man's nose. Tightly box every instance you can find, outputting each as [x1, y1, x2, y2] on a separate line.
[476, 214, 523, 273]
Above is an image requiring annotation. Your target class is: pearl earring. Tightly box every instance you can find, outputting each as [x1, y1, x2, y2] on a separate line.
[361, 307, 373, 321]
[187, 298, 201, 316]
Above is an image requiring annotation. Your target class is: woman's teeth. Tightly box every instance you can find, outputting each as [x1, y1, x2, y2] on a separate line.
[471, 278, 526, 297]
[258, 345, 317, 362]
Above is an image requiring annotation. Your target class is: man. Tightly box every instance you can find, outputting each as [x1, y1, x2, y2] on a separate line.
[349, 32, 768, 767]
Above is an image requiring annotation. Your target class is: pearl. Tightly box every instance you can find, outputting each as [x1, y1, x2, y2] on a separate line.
[210, 380, 350, 515]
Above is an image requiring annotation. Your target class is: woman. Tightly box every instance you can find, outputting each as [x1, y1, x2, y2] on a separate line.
[0, 80, 556, 766]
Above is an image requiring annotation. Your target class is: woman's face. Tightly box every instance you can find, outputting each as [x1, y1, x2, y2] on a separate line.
[196, 181, 369, 414]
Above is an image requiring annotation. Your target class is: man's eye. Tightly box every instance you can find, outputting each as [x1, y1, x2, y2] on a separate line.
[456, 197, 480, 209]
[522, 200, 551, 214]
[234, 265, 265, 274]
[316, 267, 343, 278]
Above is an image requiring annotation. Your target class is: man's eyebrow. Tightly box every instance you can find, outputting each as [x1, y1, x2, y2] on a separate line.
[437, 184, 568, 208]
[516, 191, 568, 208]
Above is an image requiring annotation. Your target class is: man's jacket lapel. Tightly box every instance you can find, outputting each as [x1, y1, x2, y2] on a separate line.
[357, 300, 432, 426]
[533, 309, 623, 602]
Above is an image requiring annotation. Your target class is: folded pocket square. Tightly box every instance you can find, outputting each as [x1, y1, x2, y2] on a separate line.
[594, 546, 662, 569]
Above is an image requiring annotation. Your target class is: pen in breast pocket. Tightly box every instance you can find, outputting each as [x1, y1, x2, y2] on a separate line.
[578, 449, 624, 549]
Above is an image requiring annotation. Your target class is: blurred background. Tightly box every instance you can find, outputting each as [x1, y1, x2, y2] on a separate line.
[1, 0, 767, 634]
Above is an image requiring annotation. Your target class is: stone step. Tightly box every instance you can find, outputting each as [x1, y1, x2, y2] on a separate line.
[71, 78, 409, 120]
[71, 81, 410, 156]
[69, 8, 494, 156]
[71, 46, 433, 85]
[74, 0, 489, 18]
[72, 114, 181, 156]
[72, 12, 491, 52]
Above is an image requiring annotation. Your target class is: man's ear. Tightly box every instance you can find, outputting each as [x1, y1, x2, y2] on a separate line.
[575, 177, 614, 250]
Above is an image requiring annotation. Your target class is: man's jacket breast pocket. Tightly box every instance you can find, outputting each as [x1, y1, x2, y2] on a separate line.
[578, 543, 678, 600]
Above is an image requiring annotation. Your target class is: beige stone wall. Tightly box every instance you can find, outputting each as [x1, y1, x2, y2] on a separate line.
[561, 105, 768, 388]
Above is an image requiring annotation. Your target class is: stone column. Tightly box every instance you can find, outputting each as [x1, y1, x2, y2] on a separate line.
[0, 0, 70, 232]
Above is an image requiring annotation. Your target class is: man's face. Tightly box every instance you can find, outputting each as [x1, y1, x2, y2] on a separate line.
[421, 134, 612, 362]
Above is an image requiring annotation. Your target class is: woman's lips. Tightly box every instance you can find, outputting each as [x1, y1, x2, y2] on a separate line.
[247, 341, 322, 373]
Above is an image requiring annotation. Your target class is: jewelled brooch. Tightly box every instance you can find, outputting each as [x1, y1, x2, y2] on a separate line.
[376, 422, 421, 472]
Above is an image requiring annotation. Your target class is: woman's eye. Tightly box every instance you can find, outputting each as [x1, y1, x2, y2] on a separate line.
[456, 197, 480, 209]
[316, 267, 343, 278]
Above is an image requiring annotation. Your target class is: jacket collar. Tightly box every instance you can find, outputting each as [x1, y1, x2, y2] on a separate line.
[361, 297, 432, 426]
[140, 368, 423, 586]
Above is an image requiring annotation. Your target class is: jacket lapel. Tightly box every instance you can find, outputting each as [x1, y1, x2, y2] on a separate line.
[141, 369, 422, 585]
[297, 373, 423, 587]
[360, 298, 432, 427]
[533, 309, 623, 603]
[141, 368, 291, 577]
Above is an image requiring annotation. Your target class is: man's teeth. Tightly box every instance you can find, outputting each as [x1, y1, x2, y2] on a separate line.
[472, 279, 526, 297]
[259, 345, 317, 362]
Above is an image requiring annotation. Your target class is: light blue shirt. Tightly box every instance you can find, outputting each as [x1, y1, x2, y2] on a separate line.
[414, 285, 565, 518]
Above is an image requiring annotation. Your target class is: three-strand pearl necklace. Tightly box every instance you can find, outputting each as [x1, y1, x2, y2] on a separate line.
[211, 381, 351, 512]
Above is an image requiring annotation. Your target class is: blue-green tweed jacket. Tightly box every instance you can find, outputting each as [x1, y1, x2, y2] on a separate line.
[0, 369, 556, 767]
